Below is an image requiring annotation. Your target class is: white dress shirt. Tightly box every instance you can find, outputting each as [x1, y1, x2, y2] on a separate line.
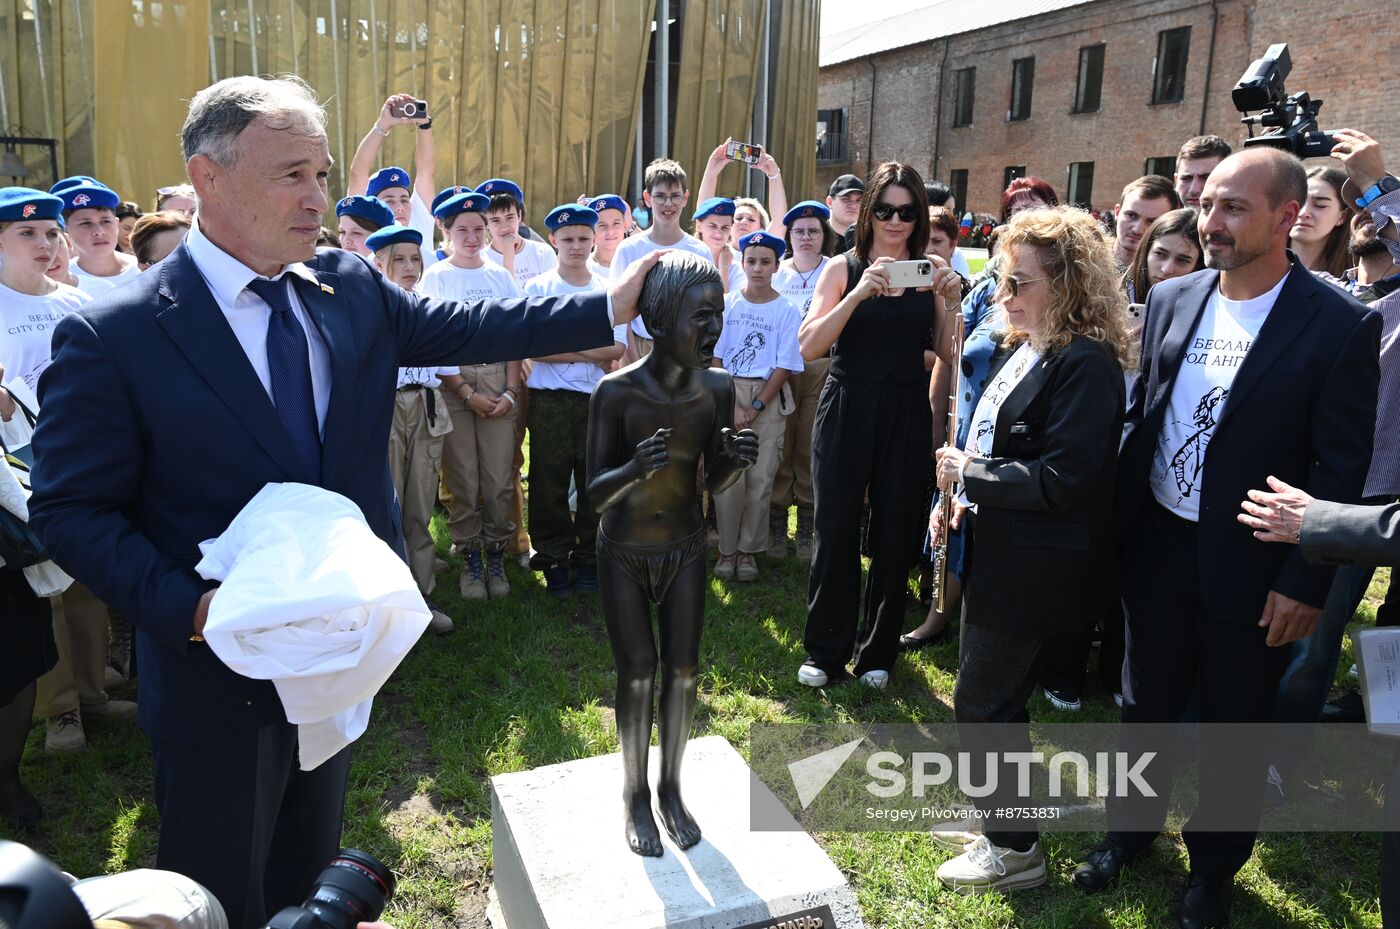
[185, 222, 333, 431]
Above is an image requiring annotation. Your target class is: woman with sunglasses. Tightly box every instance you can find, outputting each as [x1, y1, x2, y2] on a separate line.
[901, 178, 1061, 650]
[929, 207, 1133, 893]
[796, 162, 963, 690]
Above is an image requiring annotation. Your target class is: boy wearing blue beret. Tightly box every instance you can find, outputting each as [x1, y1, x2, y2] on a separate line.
[419, 192, 523, 601]
[585, 194, 630, 278]
[59, 182, 141, 297]
[520, 206, 628, 596]
[711, 231, 804, 582]
[478, 179, 557, 569]
[478, 178, 557, 288]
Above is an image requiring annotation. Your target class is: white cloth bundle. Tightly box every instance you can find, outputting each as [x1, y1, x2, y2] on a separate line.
[196, 482, 430, 770]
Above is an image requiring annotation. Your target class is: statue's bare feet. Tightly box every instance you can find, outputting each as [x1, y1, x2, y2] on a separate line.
[657, 784, 702, 850]
[625, 790, 664, 856]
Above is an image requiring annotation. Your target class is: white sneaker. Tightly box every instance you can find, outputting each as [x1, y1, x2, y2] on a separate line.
[798, 663, 829, 687]
[859, 670, 889, 690]
[936, 836, 1047, 894]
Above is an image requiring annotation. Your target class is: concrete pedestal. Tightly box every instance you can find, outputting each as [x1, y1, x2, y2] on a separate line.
[488, 735, 864, 929]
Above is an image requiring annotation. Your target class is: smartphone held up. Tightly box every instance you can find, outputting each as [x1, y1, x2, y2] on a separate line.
[390, 98, 429, 120]
[725, 140, 762, 164]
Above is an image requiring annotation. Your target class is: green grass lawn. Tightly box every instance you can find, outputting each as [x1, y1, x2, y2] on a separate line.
[7, 517, 1387, 928]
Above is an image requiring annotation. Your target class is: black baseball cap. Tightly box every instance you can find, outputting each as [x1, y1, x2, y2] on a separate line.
[828, 174, 864, 197]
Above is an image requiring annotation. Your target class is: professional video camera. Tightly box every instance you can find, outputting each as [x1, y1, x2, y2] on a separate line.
[265, 849, 395, 929]
[1231, 43, 1335, 159]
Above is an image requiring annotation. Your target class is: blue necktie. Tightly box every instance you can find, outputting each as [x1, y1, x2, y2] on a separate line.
[245, 277, 322, 482]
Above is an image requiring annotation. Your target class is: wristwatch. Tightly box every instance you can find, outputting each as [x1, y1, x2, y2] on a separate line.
[752, 398, 766, 412]
[1356, 174, 1399, 208]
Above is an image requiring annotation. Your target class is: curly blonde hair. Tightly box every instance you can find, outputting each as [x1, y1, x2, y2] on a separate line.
[998, 206, 1137, 370]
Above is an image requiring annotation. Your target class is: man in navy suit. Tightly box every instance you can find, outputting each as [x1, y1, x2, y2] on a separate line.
[27, 75, 658, 929]
[1071, 148, 1380, 928]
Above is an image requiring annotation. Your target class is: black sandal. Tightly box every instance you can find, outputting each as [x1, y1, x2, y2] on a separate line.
[898, 625, 952, 651]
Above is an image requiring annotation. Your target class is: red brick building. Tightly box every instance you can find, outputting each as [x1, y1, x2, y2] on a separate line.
[817, 0, 1394, 216]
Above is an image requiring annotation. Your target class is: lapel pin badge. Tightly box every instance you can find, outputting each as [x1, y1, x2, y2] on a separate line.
[320, 283, 335, 295]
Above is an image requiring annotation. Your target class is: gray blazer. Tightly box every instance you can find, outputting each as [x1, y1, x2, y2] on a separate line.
[1300, 500, 1400, 567]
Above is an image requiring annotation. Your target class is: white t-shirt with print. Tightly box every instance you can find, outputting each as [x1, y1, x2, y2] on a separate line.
[418, 259, 521, 304]
[0, 282, 92, 391]
[714, 291, 804, 381]
[396, 366, 457, 390]
[609, 231, 714, 341]
[70, 261, 141, 298]
[774, 255, 832, 318]
[482, 236, 558, 289]
[522, 269, 626, 393]
[1150, 273, 1287, 520]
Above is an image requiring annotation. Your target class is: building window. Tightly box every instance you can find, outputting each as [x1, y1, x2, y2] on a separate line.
[1074, 44, 1104, 113]
[1004, 165, 1027, 190]
[1008, 57, 1035, 121]
[1153, 27, 1190, 104]
[953, 67, 976, 128]
[950, 169, 968, 215]
[1067, 162, 1095, 208]
[816, 108, 847, 164]
[1144, 156, 1176, 177]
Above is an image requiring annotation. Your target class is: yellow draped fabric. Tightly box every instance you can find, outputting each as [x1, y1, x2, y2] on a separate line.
[0, 1, 815, 227]
[672, 0, 764, 204]
[671, 0, 818, 215]
[767, 0, 819, 209]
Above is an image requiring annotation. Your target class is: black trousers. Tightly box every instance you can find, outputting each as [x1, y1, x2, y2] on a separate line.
[1039, 600, 1126, 698]
[527, 389, 597, 568]
[1108, 502, 1290, 879]
[805, 377, 930, 676]
[152, 721, 353, 929]
[954, 621, 1051, 851]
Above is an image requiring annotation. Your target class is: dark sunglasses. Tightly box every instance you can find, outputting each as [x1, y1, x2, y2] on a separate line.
[872, 201, 919, 223]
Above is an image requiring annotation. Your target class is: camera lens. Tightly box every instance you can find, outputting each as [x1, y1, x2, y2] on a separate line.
[919, 262, 930, 274]
[298, 849, 395, 929]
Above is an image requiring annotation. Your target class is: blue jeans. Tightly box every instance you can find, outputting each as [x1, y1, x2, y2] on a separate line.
[1271, 565, 1374, 773]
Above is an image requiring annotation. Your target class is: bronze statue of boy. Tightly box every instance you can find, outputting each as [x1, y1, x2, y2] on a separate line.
[586, 252, 760, 856]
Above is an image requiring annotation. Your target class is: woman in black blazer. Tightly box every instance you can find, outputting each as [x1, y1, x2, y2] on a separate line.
[929, 207, 1135, 894]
